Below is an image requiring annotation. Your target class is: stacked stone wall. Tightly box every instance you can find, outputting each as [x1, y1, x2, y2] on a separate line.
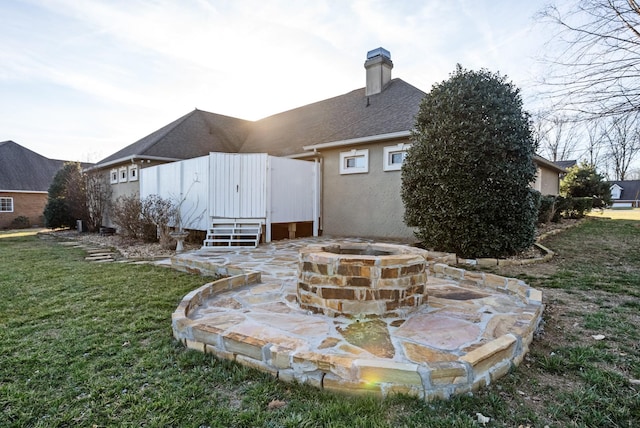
[297, 243, 428, 317]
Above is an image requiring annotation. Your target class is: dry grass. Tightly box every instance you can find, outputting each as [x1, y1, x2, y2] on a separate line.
[589, 208, 640, 221]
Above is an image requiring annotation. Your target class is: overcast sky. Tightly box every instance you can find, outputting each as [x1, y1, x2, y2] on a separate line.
[1, 0, 553, 163]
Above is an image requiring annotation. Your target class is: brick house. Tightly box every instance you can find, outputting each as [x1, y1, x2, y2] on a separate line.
[0, 141, 65, 228]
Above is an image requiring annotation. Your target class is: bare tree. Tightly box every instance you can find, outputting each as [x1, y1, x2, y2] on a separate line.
[626, 167, 640, 179]
[539, 0, 640, 117]
[85, 172, 111, 232]
[584, 120, 605, 168]
[532, 112, 581, 161]
[601, 113, 640, 180]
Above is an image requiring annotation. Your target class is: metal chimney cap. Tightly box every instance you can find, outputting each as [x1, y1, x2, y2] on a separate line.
[366, 47, 391, 60]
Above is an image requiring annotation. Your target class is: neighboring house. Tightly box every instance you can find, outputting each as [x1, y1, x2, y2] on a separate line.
[533, 156, 567, 196]
[554, 159, 577, 179]
[554, 159, 577, 170]
[93, 48, 566, 242]
[0, 141, 64, 229]
[609, 180, 640, 208]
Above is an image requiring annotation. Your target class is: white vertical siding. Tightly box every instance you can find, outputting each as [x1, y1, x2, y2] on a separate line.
[138, 155, 210, 231]
[139, 166, 158, 197]
[210, 153, 240, 218]
[140, 152, 316, 233]
[210, 153, 267, 219]
[270, 157, 315, 223]
[239, 154, 267, 218]
[178, 156, 209, 231]
[158, 162, 182, 200]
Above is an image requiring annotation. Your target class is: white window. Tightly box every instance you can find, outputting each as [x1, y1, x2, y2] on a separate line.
[119, 167, 128, 183]
[610, 184, 622, 199]
[383, 143, 411, 171]
[340, 149, 369, 174]
[128, 165, 139, 181]
[110, 169, 118, 184]
[0, 197, 13, 212]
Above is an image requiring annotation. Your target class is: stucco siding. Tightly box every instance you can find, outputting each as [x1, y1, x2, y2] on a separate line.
[539, 167, 560, 195]
[100, 161, 165, 228]
[321, 140, 415, 240]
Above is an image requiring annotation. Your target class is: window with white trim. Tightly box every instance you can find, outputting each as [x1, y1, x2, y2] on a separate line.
[119, 167, 128, 183]
[383, 143, 412, 171]
[611, 184, 622, 199]
[110, 169, 118, 184]
[128, 165, 139, 181]
[0, 197, 14, 212]
[339, 149, 369, 174]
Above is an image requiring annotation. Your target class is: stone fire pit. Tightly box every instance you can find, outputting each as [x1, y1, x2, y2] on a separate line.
[171, 238, 544, 399]
[297, 243, 429, 318]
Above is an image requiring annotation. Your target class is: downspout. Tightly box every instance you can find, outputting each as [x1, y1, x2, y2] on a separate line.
[266, 155, 272, 242]
[319, 151, 323, 234]
[312, 149, 324, 236]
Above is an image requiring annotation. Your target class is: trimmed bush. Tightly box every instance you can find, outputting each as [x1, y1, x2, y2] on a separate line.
[538, 194, 556, 225]
[551, 196, 569, 222]
[10, 216, 30, 229]
[564, 197, 593, 219]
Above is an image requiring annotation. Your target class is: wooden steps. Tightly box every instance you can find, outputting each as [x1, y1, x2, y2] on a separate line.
[202, 219, 263, 249]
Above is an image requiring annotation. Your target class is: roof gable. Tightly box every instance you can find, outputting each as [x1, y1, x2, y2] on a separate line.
[534, 155, 566, 174]
[95, 79, 426, 164]
[609, 180, 640, 200]
[96, 109, 253, 166]
[0, 141, 64, 191]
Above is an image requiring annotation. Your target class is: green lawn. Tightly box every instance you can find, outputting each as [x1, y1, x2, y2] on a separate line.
[1, 222, 639, 427]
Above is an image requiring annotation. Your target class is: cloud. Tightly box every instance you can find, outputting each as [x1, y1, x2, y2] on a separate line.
[1, 0, 557, 162]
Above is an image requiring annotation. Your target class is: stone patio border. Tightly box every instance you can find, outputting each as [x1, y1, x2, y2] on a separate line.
[171, 246, 544, 399]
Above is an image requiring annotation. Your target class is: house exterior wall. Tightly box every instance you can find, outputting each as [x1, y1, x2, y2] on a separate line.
[320, 139, 415, 240]
[98, 160, 166, 228]
[537, 166, 560, 195]
[0, 191, 47, 229]
[320, 144, 564, 240]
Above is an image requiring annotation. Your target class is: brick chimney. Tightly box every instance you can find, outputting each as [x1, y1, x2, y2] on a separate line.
[365, 47, 393, 96]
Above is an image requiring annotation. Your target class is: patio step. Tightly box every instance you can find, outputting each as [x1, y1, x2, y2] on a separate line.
[202, 218, 263, 249]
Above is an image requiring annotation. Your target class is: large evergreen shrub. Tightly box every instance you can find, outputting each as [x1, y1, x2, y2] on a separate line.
[44, 162, 86, 229]
[401, 65, 538, 258]
[560, 163, 611, 208]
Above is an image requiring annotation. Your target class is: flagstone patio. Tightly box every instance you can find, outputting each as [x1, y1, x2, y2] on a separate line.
[170, 237, 543, 400]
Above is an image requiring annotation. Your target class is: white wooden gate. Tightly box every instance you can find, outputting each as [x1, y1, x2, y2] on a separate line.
[209, 153, 267, 219]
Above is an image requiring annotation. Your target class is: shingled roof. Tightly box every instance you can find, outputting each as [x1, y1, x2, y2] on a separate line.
[241, 78, 426, 156]
[94, 78, 426, 166]
[609, 180, 640, 200]
[0, 141, 65, 192]
[554, 160, 577, 170]
[96, 109, 253, 166]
